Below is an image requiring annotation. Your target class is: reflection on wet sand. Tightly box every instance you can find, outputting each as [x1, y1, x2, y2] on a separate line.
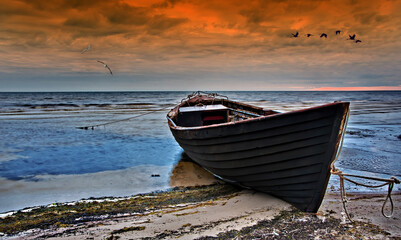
[170, 152, 221, 187]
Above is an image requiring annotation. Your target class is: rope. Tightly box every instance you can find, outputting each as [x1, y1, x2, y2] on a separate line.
[77, 91, 226, 130]
[331, 168, 399, 221]
[76, 106, 173, 130]
[181, 91, 228, 105]
[329, 105, 400, 221]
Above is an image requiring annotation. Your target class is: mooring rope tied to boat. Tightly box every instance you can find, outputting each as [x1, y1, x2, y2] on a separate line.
[77, 91, 231, 130]
[331, 167, 400, 222]
[329, 107, 400, 221]
[181, 91, 228, 106]
[76, 106, 174, 130]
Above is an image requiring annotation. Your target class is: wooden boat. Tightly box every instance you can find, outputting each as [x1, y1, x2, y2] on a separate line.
[167, 92, 349, 212]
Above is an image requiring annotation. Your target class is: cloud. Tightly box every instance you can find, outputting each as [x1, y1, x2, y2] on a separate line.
[102, 4, 151, 26]
[147, 15, 189, 35]
[0, 0, 401, 91]
[63, 13, 104, 29]
[152, 0, 187, 9]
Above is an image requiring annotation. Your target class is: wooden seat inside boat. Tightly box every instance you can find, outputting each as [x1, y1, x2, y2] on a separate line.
[177, 104, 229, 127]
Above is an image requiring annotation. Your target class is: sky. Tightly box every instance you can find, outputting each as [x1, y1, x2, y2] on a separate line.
[0, 0, 401, 91]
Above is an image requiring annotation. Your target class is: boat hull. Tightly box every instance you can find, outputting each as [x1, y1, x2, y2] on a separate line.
[168, 100, 349, 212]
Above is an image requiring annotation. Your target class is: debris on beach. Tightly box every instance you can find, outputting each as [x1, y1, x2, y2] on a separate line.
[195, 209, 391, 240]
[0, 184, 239, 236]
[0, 186, 399, 239]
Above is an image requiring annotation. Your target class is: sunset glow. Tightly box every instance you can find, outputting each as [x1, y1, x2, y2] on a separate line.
[0, 0, 400, 91]
[311, 86, 401, 91]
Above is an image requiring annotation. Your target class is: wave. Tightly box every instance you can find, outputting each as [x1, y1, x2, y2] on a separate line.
[14, 103, 157, 109]
[17, 103, 81, 108]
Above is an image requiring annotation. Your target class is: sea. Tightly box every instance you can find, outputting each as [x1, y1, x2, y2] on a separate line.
[0, 91, 400, 213]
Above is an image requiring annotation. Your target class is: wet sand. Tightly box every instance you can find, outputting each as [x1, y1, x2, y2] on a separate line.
[170, 160, 222, 187]
[0, 165, 174, 213]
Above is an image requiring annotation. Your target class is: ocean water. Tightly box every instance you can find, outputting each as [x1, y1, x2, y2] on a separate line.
[0, 91, 400, 213]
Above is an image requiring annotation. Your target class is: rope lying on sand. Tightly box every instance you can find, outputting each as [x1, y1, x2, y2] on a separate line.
[331, 167, 400, 222]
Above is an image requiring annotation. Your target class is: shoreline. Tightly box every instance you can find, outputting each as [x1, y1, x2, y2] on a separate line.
[1, 184, 400, 239]
[1, 157, 399, 215]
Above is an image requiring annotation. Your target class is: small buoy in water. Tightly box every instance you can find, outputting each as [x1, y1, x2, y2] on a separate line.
[151, 174, 160, 177]
[398, 135, 401, 140]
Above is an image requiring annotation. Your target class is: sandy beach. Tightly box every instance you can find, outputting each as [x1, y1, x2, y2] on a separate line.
[1, 181, 400, 239]
[1, 161, 400, 239]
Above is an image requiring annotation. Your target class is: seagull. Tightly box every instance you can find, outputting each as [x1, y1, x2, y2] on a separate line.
[355, 40, 362, 43]
[336, 30, 341, 35]
[97, 60, 113, 75]
[348, 34, 356, 40]
[292, 32, 299, 38]
[320, 33, 327, 38]
[306, 33, 313, 37]
[81, 44, 91, 54]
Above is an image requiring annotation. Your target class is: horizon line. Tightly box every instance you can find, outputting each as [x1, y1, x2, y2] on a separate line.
[1, 89, 401, 93]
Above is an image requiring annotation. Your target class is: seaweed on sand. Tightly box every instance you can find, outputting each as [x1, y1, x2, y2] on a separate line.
[0, 184, 239, 235]
[196, 208, 391, 240]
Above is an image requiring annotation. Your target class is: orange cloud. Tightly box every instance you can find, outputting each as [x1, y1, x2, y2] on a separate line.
[0, 0, 401, 91]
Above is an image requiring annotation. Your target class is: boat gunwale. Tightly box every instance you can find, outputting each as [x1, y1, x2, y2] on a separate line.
[167, 100, 348, 131]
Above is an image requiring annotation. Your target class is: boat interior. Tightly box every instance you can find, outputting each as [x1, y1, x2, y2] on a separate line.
[172, 100, 279, 127]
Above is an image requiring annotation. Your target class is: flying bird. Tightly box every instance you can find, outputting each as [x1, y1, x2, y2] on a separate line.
[292, 32, 299, 38]
[306, 33, 313, 37]
[81, 44, 91, 54]
[320, 33, 327, 38]
[348, 34, 356, 40]
[355, 40, 362, 43]
[97, 60, 113, 75]
[336, 30, 341, 35]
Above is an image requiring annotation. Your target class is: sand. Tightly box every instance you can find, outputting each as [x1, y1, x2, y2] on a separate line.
[4, 189, 400, 240]
[321, 192, 401, 237]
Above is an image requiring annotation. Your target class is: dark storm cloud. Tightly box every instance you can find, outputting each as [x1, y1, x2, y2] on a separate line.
[152, 0, 187, 8]
[63, 14, 103, 29]
[147, 15, 189, 35]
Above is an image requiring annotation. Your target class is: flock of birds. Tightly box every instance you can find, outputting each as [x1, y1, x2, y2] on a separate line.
[79, 30, 360, 75]
[291, 30, 362, 43]
[81, 44, 113, 75]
